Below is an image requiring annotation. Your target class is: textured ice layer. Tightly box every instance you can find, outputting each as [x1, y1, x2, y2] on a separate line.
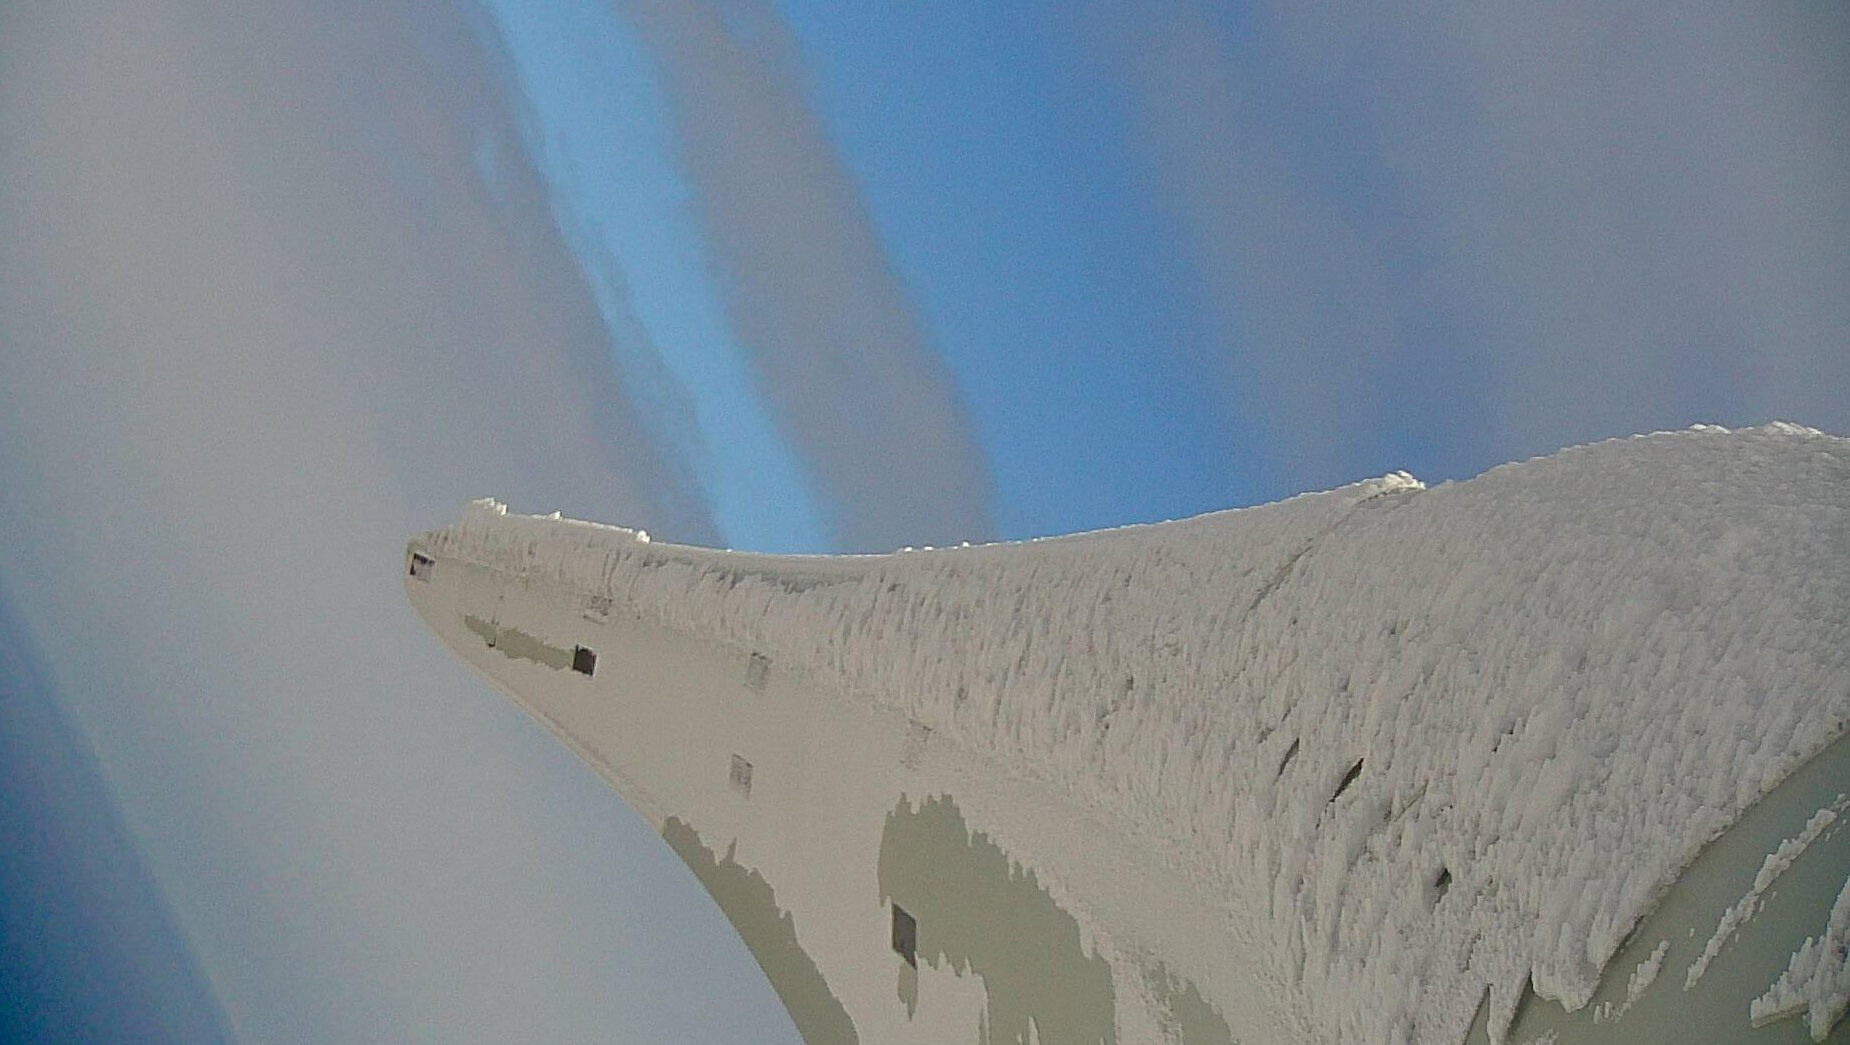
[1752, 871, 1850, 1040]
[1687, 796, 1847, 990]
[417, 424, 1850, 1045]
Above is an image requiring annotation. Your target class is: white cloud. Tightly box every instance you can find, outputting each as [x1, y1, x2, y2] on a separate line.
[0, 0, 792, 1040]
[1095, 0, 1850, 491]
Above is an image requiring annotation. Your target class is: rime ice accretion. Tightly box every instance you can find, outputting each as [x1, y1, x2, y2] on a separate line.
[418, 423, 1850, 1045]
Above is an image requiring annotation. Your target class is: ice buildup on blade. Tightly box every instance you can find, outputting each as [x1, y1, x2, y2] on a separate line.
[405, 423, 1850, 1045]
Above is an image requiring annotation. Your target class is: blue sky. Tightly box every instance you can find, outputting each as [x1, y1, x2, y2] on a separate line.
[0, 0, 1845, 1038]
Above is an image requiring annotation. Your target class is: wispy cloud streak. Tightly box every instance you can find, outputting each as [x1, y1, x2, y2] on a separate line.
[467, 0, 831, 552]
[611, 0, 994, 551]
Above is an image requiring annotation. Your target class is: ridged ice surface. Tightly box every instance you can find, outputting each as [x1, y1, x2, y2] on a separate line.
[416, 424, 1850, 1045]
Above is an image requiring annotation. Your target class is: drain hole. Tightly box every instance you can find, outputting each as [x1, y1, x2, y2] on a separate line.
[891, 904, 917, 968]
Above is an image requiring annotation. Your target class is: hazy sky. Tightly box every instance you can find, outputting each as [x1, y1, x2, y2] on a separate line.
[0, 0, 1844, 1039]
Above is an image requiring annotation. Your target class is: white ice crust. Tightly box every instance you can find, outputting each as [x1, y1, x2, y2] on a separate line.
[1593, 938, 1669, 1024]
[1687, 795, 1847, 990]
[1752, 870, 1850, 1040]
[418, 424, 1850, 1045]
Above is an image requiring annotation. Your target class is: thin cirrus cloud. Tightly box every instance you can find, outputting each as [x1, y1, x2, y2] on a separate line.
[610, 0, 996, 553]
[1095, 0, 1850, 494]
